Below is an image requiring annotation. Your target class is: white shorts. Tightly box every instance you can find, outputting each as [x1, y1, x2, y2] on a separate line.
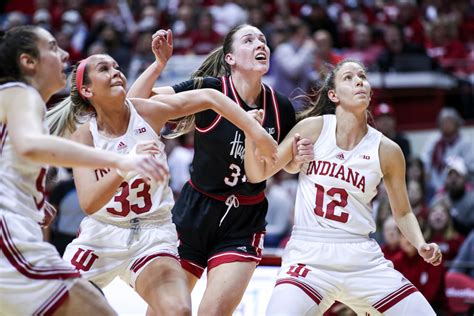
[63, 216, 179, 289]
[268, 237, 427, 315]
[0, 211, 80, 316]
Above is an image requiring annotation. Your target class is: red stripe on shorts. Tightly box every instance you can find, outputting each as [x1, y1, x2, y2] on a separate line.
[130, 253, 179, 273]
[373, 284, 419, 312]
[33, 284, 69, 316]
[207, 251, 261, 272]
[0, 217, 80, 279]
[275, 278, 323, 304]
[180, 259, 205, 278]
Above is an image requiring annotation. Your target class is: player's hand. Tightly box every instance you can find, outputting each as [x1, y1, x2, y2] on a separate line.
[117, 154, 169, 183]
[135, 140, 161, 157]
[40, 201, 57, 228]
[292, 133, 314, 165]
[418, 243, 442, 266]
[247, 109, 264, 125]
[151, 29, 173, 65]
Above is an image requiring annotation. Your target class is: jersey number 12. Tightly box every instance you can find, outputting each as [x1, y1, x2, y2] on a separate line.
[313, 183, 349, 223]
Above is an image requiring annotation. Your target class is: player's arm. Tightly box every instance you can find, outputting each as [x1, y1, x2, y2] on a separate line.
[244, 116, 322, 183]
[70, 124, 127, 215]
[381, 137, 442, 266]
[132, 89, 277, 160]
[284, 135, 315, 174]
[127, 29, 174, 98]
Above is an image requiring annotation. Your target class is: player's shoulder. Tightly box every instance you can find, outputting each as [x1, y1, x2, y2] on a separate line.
[379, 135, 405, 174]
[71, 122, 93, 146]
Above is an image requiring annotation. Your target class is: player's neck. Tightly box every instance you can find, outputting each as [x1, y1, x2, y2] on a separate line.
[95, 101, 130, 137]
[335, 111, 368, 151]
[230, 72, 262, 106]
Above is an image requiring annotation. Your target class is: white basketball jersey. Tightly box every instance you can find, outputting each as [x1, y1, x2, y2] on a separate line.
[294, 115, 383, 240]
[0, 83, 48, 223]
[89, 100, 174, 224]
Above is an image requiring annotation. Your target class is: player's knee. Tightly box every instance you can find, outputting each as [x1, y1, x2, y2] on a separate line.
[68, 279, 116, 315]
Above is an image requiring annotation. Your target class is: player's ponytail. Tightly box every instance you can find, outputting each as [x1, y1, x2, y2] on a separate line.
[165, 24, 249, 138]
[47, 60, 95, 136]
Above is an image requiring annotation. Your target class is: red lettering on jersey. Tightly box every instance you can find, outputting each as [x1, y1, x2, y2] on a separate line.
[329, 162, 337, 177]
[357, 176, 366, 193]
[94, 168, 110, 181]
[286, 264, 310, 278]
[319, 161, 331, 176]
[334, 165, 346, 181]
[306, 160, 366, 193]
[70, 248, 99, 271]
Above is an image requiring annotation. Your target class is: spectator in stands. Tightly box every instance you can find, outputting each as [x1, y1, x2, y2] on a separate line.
[396, 0, 426, 46]
[60, 10, 87, 54]
[209, 0, 247, 36]
[342, 24, 383, 69]
[392, 234, 446, 312]
[171, 4, 194, 55]
[32, 9, 52, 31]
[439, 156, 474, 236]
[128, 31, 156, 83]
[373, 102, 411, 160]
[300, 3, 338, 47]
[449, 231, 474, 279]
[272, 19, 315, 107]
[381, 216, 401, 262]
[376, 24, 435, 72]
[407, 179, 429, 233]
[425, 196, 465, 262]
[190, 11, 222, 55]
[407, 157, 435, 203]
[425, 18, 467, 74]
[2, 11, 27, 30]
[422, 108, 474, 191]
[313, 29, 343, 71]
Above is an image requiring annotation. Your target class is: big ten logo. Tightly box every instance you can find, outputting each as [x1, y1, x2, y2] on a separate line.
[134, 127, 147, 135]
[70, 248, 99, 271]
[286, 264, 310, 278]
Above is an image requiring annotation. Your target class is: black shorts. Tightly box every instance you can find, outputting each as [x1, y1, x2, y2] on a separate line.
[172, 182, 267, 278]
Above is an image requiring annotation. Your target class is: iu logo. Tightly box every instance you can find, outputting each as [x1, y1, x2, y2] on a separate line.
[286, 264, 310, 278]
[70, 248, 99, 272]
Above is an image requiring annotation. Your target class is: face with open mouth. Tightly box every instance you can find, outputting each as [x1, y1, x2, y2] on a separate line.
[226, 25, 270, 76]
[80, 54, 128, 100]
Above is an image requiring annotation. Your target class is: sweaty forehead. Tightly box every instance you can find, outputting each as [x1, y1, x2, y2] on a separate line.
[88, 54, 117, 66]
[235, 26, 264, 39]
[337, 62, 365, 75]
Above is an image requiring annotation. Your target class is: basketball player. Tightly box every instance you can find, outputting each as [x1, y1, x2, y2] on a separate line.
[244, 60, 442, 315]
[47, 53, 277, 315]
[0, 26, 166, 316]
[128, 25, 313, 315]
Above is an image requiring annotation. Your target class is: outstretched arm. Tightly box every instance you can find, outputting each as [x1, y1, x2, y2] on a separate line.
[127, 29, 173, 98]
[5, 88, 166, 185]
[381, 137, 442, 266]
[244, 116, 322, 183]
[132, 88, 278, 160]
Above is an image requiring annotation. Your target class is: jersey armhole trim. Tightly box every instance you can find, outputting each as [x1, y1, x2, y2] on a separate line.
[194, 76, 226, 133]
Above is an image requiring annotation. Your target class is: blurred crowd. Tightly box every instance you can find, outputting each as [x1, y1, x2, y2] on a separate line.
[2, 0, 474, 81]
[3, 0, 473, 314]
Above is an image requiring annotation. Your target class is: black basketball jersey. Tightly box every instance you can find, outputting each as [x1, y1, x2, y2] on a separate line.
[172, 76, 296, 197]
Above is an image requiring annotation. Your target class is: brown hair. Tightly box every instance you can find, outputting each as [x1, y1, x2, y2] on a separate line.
[165, 24, 251, 138]
[297, 59, 368, 121]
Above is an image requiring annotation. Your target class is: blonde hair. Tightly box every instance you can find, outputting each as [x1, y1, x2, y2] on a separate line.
[47, 61, 95, 137]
